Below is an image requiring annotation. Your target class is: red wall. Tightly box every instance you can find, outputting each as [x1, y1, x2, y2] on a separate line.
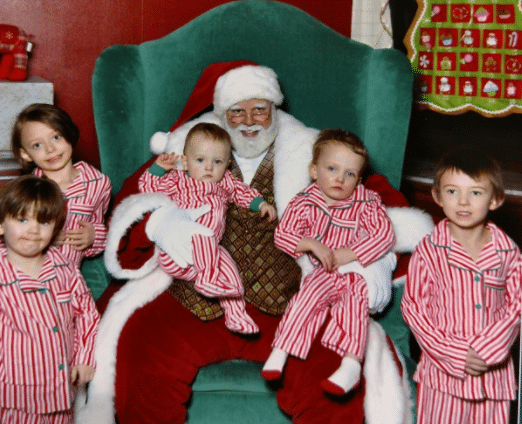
[2, 1, 351, 169]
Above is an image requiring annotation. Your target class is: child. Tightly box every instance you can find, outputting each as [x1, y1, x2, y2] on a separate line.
[401, 149, 521, 424]
[262, 129, 396, 395]
[138, 122, 277, 334]
[11, 103, 112, 269]
[0, 175, 100, 423]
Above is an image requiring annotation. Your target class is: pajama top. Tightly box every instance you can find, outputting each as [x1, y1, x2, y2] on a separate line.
[275, 182, 395, 267]
[139, 166, 264, 240]
[401, 219, 522, 400]
[35, 161, 111, 268]
[0, 245, 100, 413]
[273, 182, 395, 359]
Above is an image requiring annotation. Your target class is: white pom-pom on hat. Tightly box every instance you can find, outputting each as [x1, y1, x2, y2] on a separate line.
[150, 131, 169, 155]
[213, 65, 283, 116]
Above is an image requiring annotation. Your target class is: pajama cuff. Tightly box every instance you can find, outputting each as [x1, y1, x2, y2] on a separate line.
[148, 162, 168, 177]
[250, 197, 265, 212]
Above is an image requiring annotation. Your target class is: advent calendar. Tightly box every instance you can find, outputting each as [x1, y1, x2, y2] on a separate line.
[405, 1, 522, 116]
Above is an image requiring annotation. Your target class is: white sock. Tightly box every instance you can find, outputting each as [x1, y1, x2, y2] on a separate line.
[327, 356, 361, 393]
[263, 348, 288, 373]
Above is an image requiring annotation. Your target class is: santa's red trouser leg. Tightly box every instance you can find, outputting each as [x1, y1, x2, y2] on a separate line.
[114, 293, 364, 424]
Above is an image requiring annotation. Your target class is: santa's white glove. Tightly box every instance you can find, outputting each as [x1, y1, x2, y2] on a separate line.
[338, 252, 397, 314]
[145, 203, 214, 268]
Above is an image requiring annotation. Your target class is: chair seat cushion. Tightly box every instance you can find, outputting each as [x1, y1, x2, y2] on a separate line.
[190, 360, 291, 423]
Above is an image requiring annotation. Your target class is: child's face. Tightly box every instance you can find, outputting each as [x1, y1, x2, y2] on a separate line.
[309, 142, 364, 204]
[432, 169, 502, 231]
[19, 121, 73, 173]
[0, 210, 55, 262]
[182, 135, 231, 183]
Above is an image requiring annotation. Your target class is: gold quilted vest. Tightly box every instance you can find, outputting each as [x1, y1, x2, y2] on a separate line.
[167, 145, 302, 320]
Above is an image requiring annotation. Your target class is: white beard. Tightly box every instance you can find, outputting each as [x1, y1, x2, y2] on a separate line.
[224, 108, 279, 158]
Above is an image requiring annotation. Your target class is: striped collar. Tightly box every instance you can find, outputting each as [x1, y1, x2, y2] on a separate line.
[0, 245, 68, 292]
[430, 219, 517, 272]
[300, 182, 374, 210]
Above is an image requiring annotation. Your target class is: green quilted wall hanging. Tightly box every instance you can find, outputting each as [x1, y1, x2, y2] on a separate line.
[405, 1, 522, 116]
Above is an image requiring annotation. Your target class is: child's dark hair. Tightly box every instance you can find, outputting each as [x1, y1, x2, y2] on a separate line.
[0, 175, 66, 239]
[312, 129, 369, 172]
[184, 122, 232, 155]
[11, 103, 79, 172]
[434, 148, 505, 202]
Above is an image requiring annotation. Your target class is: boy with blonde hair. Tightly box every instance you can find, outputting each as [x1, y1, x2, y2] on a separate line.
[263, 129, 395, 395]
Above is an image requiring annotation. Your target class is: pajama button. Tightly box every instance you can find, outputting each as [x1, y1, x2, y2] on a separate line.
[53, 326, 59, 332]
[474, 275, 480, 282]
[58, 364, 65, 370]
[475, 304, 482, 310]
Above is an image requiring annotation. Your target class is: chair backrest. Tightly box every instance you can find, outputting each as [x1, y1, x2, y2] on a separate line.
[92, 0, 413, 193]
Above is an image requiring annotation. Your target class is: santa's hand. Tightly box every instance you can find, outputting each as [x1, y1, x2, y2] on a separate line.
[337, 252, 397, 314]
[145, 203, 214, 268]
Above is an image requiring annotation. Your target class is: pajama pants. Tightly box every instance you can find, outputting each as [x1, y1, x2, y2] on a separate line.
[0, 408, 73, 424]
[159, 234, 252, 330]
[273, 267, 369, 361]
[417, 384, 510, 424]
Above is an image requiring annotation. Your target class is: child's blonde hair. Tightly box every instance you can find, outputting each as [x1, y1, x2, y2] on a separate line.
[312, 129, 369, 172]
[184, 122, 232, 156]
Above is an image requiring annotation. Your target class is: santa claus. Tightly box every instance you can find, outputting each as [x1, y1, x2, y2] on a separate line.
[76, 62, 432, 424]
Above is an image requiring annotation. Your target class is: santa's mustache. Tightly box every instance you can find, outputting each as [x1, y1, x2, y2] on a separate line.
[235, 124, 265, 134]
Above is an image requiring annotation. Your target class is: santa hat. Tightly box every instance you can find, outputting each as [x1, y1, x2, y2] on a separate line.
[213, 65, 284, 116]
[151, 61, 284, 154]
[167, 60, 283, 132]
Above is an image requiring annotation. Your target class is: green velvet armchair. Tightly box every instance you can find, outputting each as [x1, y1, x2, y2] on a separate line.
[90, 1, 415, 422]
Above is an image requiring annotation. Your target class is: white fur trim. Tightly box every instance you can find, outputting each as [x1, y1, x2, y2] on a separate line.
[213, 66, 283, 116]
[75, 267, 173, 423]
[393, 274, 407, 288]
[271, 111, 318, 218]
[388, 207, 434, 253]
[104, 192, 174, 279]
[364, 320, 414, 424]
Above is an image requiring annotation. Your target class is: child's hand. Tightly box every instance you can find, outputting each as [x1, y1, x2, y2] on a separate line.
[259, 202, 277, 222]
[332, 247, 358, 269]
[465, 347, 488, 376]
[52, 230, 66, 247]
[155, 152, 179, 171]
[71, 364, 95, 386]
[65, 221, 95, 251]
[297, 238, 335, 272]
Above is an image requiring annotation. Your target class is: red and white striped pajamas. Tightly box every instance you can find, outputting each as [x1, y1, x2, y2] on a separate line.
[139, 168, 264, 331]
[402, 220, 522, 424]
[0, 407, 74, 424]
[273, 183, 395, 360]
[0, 246, 100, 421]
[35, 161, 111, 268]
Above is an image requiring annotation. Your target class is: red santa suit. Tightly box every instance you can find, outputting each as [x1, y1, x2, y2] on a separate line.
[75, 62, 432, 424]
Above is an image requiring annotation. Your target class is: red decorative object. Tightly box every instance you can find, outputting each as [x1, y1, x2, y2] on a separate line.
[0, 24, 32, 81]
